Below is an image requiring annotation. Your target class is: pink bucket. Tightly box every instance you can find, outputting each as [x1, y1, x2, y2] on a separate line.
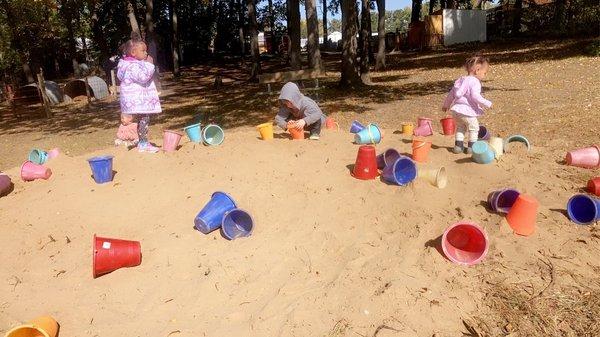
[163, 130, 183, 152]
[566, 145, 600, 168]
[413, 123, 433, 137]
[417, 117, 432, 128]
[21, 161, 52, 181]
[442, 221, 488, 266]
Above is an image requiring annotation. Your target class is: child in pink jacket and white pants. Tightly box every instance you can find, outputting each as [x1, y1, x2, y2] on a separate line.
[442, 55, 493, 154]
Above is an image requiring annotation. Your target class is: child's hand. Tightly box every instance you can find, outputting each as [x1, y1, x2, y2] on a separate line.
[294, 119, 306, 130]
[442, 107, 448, 112]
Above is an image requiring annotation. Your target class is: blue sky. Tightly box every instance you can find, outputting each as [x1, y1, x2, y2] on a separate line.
[300, 0, 412, 20]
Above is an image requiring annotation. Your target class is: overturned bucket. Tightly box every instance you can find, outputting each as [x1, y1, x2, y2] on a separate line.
[350, 120, 366, 133]
[382, 156, 417, 186]
[93, 234, 141, 278]
[567, 194, 600, 225]
[488, 188, 520, 213]
[566, 145, 600, 169]
[376, 148, 401, 170]
[202, 124, 225, 146]
[21, 161, 52, 182]
[354, 124, 382, 144]
[472, 141, 494, 164]
[28, 149, 48, 165]
[194, 192, 237, 234]
[221, 208, 254, 240]
[442, 221, 489, 266]
[5, 316, 59, 337]
[418, 166, 447, 188]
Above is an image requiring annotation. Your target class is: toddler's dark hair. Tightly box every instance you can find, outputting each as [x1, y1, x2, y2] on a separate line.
[465, 54, 489, 73]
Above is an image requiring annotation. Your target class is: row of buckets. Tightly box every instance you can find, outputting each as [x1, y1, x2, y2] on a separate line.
[256, 117, 340, 141]
[164, 123, 225, 151]
[351, 145, 447, 188]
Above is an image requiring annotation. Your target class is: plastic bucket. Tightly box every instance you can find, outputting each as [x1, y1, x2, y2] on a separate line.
[221, 208, 254, 240]
[588, 177, 600, 197]
[376, 148, 401, 170]
[417, 117, 432, 128]
[93, 234, 141, 278]
[566, 145, 600, 169]
[202, 124, 225, 146]
[413, 123, 433, 137]
[28, 149, 48, 165]
[418, 167, 447, 188]
[4, 316, 59, 337]
[478, 125, 490, 140]
[488, 137, 504, 159]
[350, 120, 366, 133]
[163, 130, 183, 152]
[21, 161, 52, 182]
[472, 141, 495, 164]
[506, 194, 539, 236]
[567, 194, 600, 225]
[401, 123, 414, 135]
[0, 173, 13, 197]
[47, 148, 60, 159]
[352, 145, 378, 180]
[87, 156, 114, 184]
[325, 117, 339, 130]
[504, 135, 531, 153]
[440, 117, 455, 135]
[442, 221, 489, 266]
[183, 123, 202, 143]
[412, 139, 432, 163]
[194, 192, 237, 234]
[288, 127, 305, 140]
[382, 156, 417, 186]
[487, 188, 520, 213]
[354, 124, 382, 144]
[256, 122, 274, 140]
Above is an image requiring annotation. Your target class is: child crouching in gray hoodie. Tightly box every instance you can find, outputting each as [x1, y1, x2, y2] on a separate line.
[275, 82, 326, 140]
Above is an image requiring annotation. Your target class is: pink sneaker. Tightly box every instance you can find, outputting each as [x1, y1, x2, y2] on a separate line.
[137, 142, 160, 153]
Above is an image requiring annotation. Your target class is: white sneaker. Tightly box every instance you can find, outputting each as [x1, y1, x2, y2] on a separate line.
[137, 142, 160, 153]
[309, 134, 320, 140]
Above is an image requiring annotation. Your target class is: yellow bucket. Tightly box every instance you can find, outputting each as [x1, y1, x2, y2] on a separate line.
[402, 123, 414, 135]
[256, 122, 274, 140]
[5, 316, 59, 337]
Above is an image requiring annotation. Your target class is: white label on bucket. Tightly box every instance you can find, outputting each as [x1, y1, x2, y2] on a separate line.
[102, 242, 111, 249]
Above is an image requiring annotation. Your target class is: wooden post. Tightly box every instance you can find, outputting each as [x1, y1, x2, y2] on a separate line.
[84, 76, 92, 105]
[110, 69, 117, 96]
[36, 72, 52, 118]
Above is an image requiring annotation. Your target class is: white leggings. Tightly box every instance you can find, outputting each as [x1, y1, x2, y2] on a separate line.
[452, 111, 479, 143]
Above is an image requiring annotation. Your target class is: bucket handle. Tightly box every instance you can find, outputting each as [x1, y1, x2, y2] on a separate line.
[413, 140, 429, 149]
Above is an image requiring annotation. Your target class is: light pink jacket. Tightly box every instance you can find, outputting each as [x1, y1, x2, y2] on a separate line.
[117, 57, 161, 114]
[442, 75, 492, 117]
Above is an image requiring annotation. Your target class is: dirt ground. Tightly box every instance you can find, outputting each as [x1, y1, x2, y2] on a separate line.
[1, 38, 599, 337]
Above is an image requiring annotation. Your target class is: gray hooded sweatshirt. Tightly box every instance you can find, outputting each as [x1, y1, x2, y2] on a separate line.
[275, 82, 326, 130]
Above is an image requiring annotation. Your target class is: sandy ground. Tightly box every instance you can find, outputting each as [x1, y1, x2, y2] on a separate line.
[1, 39, 599, 336]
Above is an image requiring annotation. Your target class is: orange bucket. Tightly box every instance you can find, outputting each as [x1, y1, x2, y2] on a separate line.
[288, 127, 305, 140]
[5, 316, 59, 337]
[506, 194, 539, 236]
[412, 138, 432, 163]
[325, 117, 339, 130]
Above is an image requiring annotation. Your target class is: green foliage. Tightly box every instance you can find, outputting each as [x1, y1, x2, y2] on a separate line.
[585, 40, 600, 56]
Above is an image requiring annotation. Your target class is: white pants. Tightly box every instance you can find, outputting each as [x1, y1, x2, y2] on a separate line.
[452, 111, 479, 143]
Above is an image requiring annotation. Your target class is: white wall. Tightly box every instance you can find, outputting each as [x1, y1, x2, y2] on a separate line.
[443, 10, 487, 46]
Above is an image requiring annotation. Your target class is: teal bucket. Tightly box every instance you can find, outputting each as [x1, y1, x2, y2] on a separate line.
[28, 149, 48, 165]
[202, 124, 225, 146]
[184, 123, 202, 143]
[354, 124, 382, 144]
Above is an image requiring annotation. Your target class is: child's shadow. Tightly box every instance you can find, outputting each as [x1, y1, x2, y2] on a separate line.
[0, 182, 14, 197]
[455, 157, 472, 164]
[256, 133, 289, 140]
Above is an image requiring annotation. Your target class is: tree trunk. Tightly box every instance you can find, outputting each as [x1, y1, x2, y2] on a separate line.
[169, 0, 180, 76]
[554, 0, 567, 31]
[237, 0, 245, 63]
[127, 1, 141, 37]
[305, 0, 323, 70]
[64, 12, 80, 77]
[474, 0, 484, 9]
[246, 0, 261, 79]
[429, 0, 436, 14]
[375, 0, 385, 71]
[359, 0, 370, 82]
[440, 0, 446, 9]
[288, 0, 302, 69]
[411, 0, 422, 23]
[22, 61, 34, 83]
[146, 0, 158, 61]
[322, 0, 328, 48]
[267, 0, 275, 32]
[512, 0, 523, 36]
[340, 0, 361, 86]
[90, 1, 109, 60]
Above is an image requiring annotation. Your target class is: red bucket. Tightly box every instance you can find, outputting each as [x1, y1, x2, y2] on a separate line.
[352, 145, 378, 180]
[588, 177, 600, 197]
[440, 117, 455, 135]
[93, 235, 141, 278]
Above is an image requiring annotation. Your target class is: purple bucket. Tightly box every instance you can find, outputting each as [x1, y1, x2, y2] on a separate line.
[376, 148, 401, 170]
[488, 188, 520, 213]
[0, 173, 13, 197]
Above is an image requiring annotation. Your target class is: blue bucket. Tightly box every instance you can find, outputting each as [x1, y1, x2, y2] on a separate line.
[350, 120, 366, 133]
[376, 148, 401, 170]
[202, 124, 225, 146]
[382, 156, 417, 186]
[354, 124, 382, 144]
[28, 149, 48, 165]
[194, 192, 237, 234]
[87, 156, 114, 184]
[221, 208, 254, 240]
[567, 194, 600, 225]
[472, 141, 494, 164]
[183, 123, 202, 143]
